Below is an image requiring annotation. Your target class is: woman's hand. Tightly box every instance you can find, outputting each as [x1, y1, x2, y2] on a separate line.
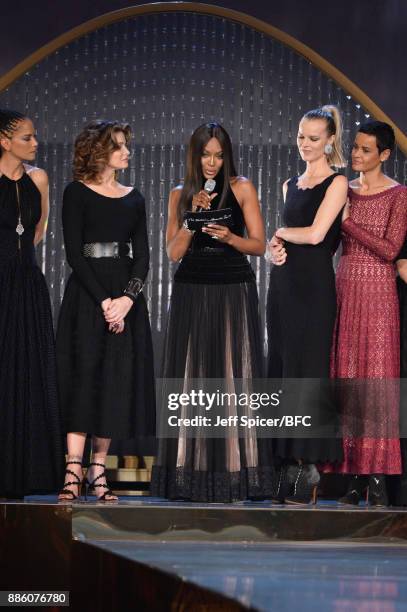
[101, 298, 112, 312]
[202, 223, 233, 243]
[103, 296, 133, 324]
[342, 197, 351, 221]
[192, 190, 218, 212]
[265, 234, 287, 265]
[109, 320, 125, 334]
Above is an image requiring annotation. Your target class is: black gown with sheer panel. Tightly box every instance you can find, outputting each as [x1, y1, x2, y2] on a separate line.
[0, 171, 64, 498]
[56, 181, 155, 440]
[267, 174, 344, 464]
[151, 176, 275, 502]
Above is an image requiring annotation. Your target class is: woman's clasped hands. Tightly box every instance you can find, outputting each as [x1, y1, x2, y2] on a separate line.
[265, 233, 287, 265]
[101, 296, 133, 334]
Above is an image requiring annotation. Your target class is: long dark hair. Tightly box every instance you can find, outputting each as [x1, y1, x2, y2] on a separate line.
[177, 122, 237, 224]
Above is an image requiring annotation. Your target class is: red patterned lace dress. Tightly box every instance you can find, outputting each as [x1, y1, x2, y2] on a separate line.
[331, 184, 407, 474]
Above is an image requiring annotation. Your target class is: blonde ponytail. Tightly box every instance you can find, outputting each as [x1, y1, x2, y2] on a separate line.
[303, 105, 347, 168]
[321, 105, 346, 168]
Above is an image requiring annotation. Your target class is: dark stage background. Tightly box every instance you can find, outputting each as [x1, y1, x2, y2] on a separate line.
[0, 1, 406, 133]
[0, 3, 405, 453]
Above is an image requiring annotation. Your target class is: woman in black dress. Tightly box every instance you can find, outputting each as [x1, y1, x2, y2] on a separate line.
[0, 109, 64, 498]
[267, 106, 348, 503]
[151, 122, 274, 503]
[57, 120, 155, 501]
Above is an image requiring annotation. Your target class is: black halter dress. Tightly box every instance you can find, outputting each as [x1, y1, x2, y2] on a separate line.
[0, 171, 64, 498]
[151, 176, 274, 502]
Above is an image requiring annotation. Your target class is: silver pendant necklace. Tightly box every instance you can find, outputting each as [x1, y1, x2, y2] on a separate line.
[15, 183, 24, 248]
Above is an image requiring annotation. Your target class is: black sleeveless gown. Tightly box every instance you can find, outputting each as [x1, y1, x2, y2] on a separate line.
[0, 172, 64, 498]
[267, 174, 344, 464]
[151, 178, 274, 502]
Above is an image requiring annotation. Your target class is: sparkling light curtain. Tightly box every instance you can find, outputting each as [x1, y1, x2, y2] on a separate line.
[1, 11, 406, 361]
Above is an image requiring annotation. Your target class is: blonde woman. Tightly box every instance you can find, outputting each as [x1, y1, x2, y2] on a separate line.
[267, 106, 348, 503]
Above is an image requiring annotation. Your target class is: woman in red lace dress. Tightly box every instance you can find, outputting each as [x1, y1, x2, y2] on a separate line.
[333, 121, 407, 505]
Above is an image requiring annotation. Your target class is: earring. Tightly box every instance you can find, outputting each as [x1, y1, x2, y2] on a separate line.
[324, 143, 333, 155]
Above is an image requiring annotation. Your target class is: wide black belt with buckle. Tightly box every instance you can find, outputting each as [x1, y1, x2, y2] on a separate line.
[82, 241, 132, 258]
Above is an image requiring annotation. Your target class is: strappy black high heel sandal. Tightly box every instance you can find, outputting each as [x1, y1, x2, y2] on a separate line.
[271, 465, 292, 503]
[85, 462, 118, 502]
[58, 460, 83, 502]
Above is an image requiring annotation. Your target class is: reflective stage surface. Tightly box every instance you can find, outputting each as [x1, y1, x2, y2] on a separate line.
[91, 539, 407, 612]
[1, 496, 407, 610]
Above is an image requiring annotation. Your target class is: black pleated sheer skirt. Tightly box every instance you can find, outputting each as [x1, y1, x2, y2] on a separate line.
[151, 251, 275, 502]
[0, 257, 64, 498]
[56, 258, 155, 439]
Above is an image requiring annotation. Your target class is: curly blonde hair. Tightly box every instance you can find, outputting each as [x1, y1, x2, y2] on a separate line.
[73, 120, 131, 183]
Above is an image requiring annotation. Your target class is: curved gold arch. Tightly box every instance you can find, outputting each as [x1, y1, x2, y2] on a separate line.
[1, 2, 406, 154]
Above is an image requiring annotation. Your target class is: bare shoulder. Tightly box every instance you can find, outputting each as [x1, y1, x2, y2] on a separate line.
[170, 184, 183, 200]
[25, 165, 49, 188]
[328, 174, 348, 190]
[230, 176, 257, 195]
[332, 174, 348, 186]
[168, 184, 183, 211]
[231, 175, 251, 186]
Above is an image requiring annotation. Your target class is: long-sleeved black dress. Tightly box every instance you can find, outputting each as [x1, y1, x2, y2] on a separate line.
[56, 181, 155, 439]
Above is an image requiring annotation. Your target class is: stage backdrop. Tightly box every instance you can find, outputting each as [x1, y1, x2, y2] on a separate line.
[1, 9, 406, 365]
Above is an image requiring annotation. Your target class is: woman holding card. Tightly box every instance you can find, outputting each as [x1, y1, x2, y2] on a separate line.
[151, 121, 274, 503]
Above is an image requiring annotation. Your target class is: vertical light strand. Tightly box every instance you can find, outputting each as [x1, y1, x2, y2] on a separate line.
[0, 11, 404, 347]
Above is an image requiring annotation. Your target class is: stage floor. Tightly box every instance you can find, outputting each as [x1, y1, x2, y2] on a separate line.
[88, 538, 407, 611]
[2, 496, 407, 610]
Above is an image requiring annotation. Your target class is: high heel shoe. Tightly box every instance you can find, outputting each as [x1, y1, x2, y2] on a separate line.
[85, 462, 118, 502]
[58, 460, 83, 502]
[367, 475, 388, 507]
[284, 464, 320, 505]
[338, 475, 368, 506]
[271, 466, 292, 503]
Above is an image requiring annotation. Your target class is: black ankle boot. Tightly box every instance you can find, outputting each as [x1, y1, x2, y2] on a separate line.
[368, 475, 388, 507]
[284, 464, 320, 505]
[338, 475, 368, 506]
